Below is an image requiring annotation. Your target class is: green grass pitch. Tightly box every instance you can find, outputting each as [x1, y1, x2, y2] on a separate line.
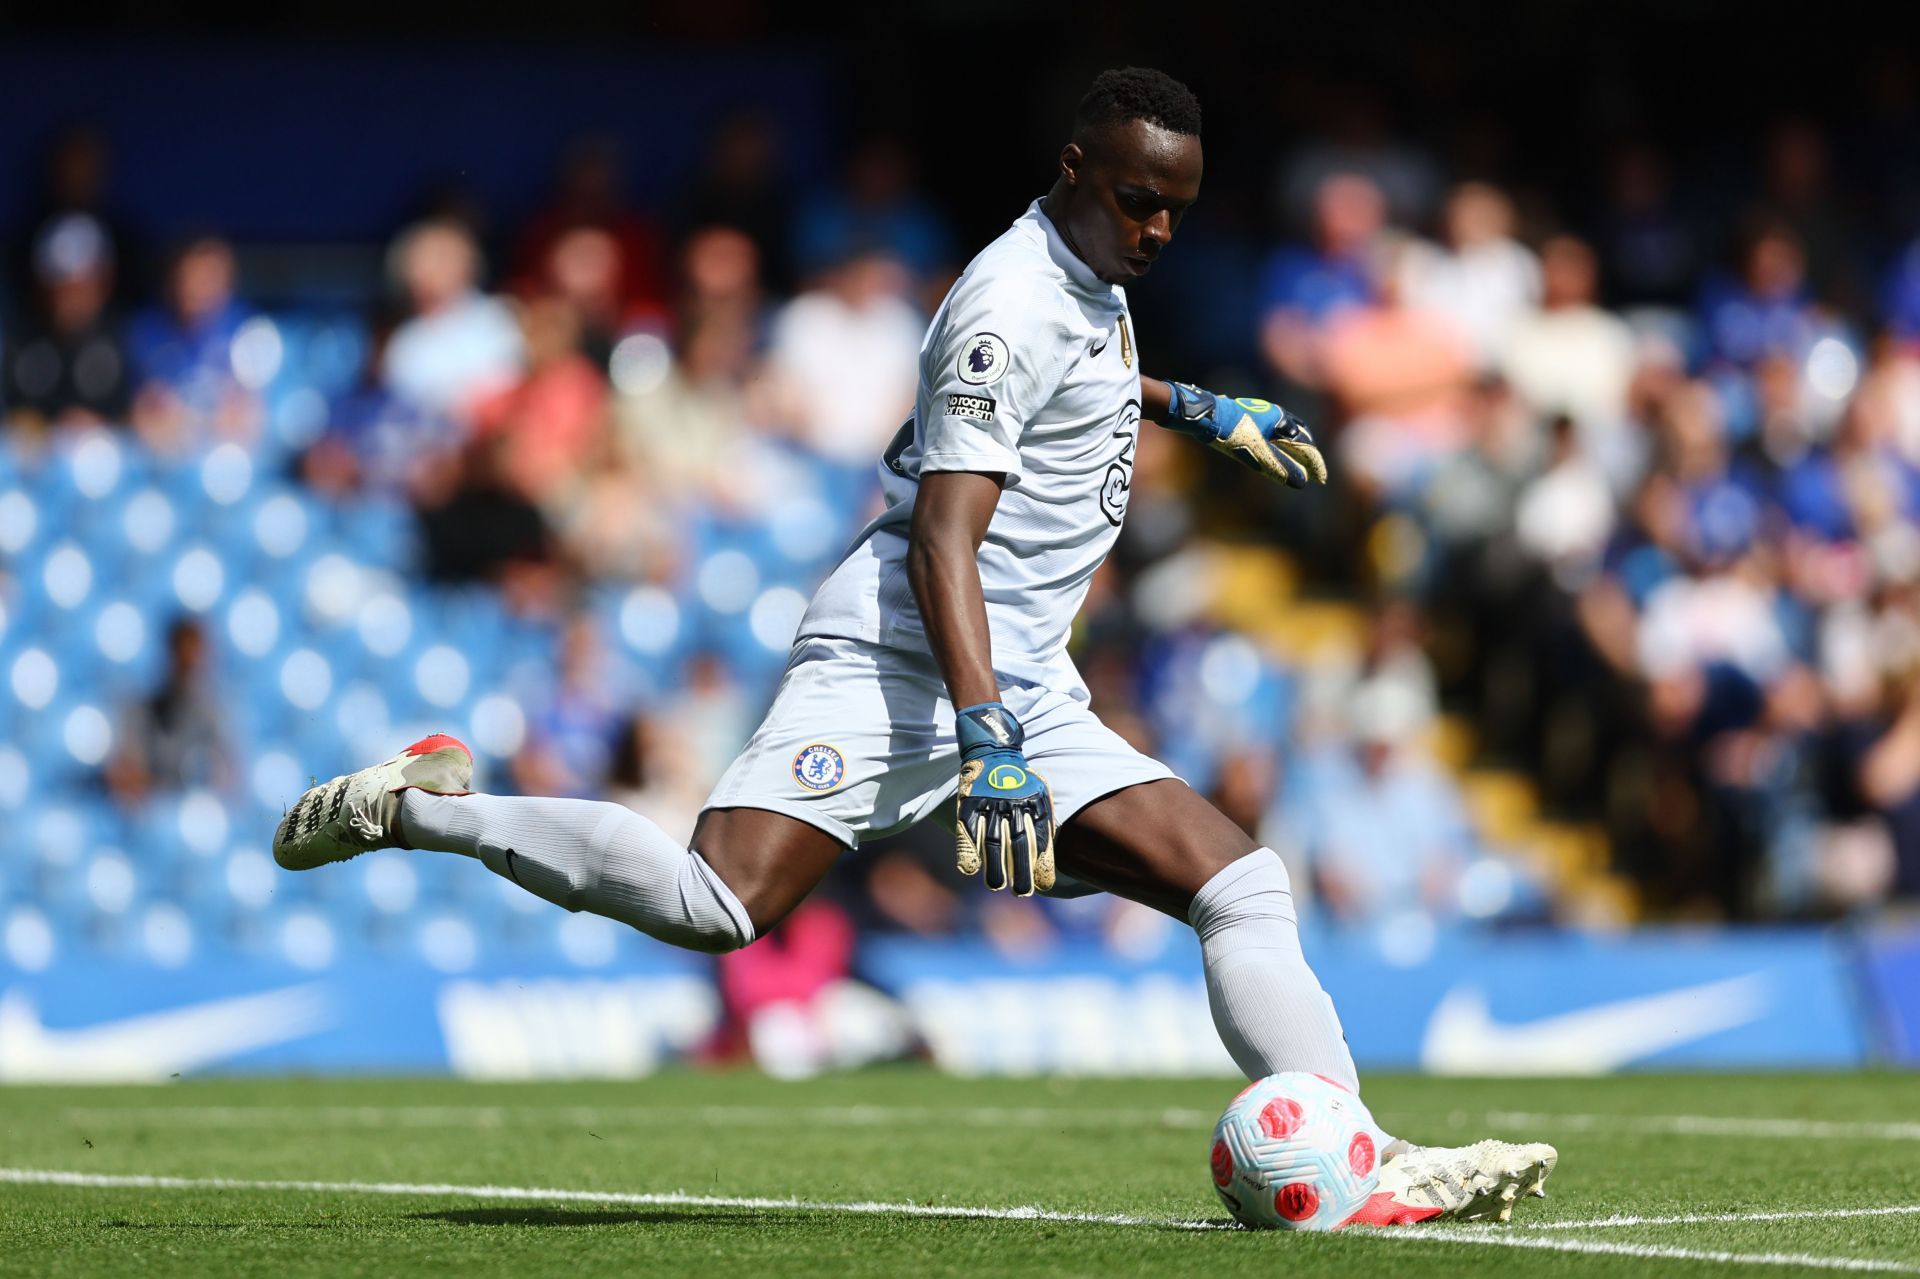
[2, 1071, 1916, 1277]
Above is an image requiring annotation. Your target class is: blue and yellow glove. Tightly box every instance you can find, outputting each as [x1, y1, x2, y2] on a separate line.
[1163, 382, 1328, 489]
[954, 702, 1056, 896]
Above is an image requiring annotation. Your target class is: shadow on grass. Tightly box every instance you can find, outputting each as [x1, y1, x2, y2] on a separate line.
[101, 1221, 245, 1230]
[411, 1208, 777, 1228]
[410, 1208, 1226, 1234]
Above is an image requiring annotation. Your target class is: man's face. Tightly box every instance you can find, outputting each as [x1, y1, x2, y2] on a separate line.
[1060, 119, 1202, 284]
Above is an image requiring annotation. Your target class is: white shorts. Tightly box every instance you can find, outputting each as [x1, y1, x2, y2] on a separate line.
[703, 636, 1176, 850]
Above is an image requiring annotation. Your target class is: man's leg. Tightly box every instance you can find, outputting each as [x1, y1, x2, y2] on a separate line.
[279, 640, 907, 954]
[1054, 778, 1359, 1092]
[398, 791, 844, 951]
[1056, 775, 1558, 1223]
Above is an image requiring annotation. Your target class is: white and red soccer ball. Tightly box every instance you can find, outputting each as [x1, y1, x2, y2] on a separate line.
[1209, 1071, 1381, 1230]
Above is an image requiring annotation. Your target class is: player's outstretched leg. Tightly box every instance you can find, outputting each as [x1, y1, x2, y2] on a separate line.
[272, 733, 755, 953]
[1058, 779, 1556, 1224]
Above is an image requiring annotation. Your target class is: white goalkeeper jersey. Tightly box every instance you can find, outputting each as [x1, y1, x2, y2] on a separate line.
[796, 199, 1141, 699]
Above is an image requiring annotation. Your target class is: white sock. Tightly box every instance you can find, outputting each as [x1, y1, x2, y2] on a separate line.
[399, 791, 754, 954]
[1189, 847, 1361, 1093]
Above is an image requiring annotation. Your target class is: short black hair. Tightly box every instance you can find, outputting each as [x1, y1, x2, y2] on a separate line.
[1074, 67, 1202, 140]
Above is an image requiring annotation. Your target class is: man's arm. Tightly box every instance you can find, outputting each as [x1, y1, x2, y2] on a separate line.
[906, 469, 1004, 708]
[907, 469, 1057, 896]
[1138, 374, 1328, 489]
[1140, 375, 1175, 425]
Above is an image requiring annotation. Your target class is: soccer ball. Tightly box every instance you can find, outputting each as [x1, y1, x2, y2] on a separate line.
[1208, 1071, 1381, 1230]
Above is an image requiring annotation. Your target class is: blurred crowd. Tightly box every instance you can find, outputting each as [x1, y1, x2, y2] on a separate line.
[7, 92, 1920, 991]
[1243, 118, 1920, 923]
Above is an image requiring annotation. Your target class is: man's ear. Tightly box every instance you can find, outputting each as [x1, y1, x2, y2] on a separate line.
[1059, 141, 1084, 187]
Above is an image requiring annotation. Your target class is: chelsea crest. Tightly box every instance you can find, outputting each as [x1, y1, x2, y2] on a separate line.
[792, 743, 847, 791]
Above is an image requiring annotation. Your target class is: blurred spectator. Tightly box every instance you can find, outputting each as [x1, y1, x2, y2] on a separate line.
[606, 713, 708, 845]
[510, 613, 629, 798]
[1595, 143, 1699, 308]
[1779, 376, 1920, 551]
[791, 137, 955, 292]
[1696, 214, 1824, 376]
[555, 442, 678, 583]
[4, 213, 130, 430]
[1295, 681, 1471, 929]
[715, 899, 912, 1078]
[1500, 235, 1641, 488]
[1276, 86, 1442, 230]
[1844, 663, 1920, 898]
[511, 137, 669, 327]
[659, 652, 753, 786]
[1881, 239, 1920, 348]
[1322, 242, 1476, 499]
[1418, 376, 1541, 583]
[302, 311, 450, 500]
[125, 235, 258, 451]
[1762, 120, 1861, 312]
[617, 303, 761, 505]
[11, 127, 143, 309]
[381, 219, 525, 425]
[677, 111, 795, 291]
[1515, 414, 1617, 584]
[1654, 380, 1769, 567]
[534, 227, 629, 370]
[414, 432, 557, 594]
[1398, 181, 1541, 369]
[470, 295, 610, 508]
[676, 224, 768, 332]
[1298, 603, 1443, 790]
[1258, 173, 1386, 391]
[104, 617, 232, 805]
[765, 246, 921, 465]
[860, 832, 966, 938]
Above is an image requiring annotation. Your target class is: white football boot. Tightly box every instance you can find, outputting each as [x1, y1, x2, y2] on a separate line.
[273, 734, 473, 871]
[1343, 1139, 1558, 1227]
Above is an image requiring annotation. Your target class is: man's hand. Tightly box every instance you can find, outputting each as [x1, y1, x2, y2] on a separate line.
[954, 702, 1055, 896]
[1162, 382, 1329, 489]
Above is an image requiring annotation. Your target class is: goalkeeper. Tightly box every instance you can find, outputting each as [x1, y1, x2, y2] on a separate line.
[275, 67, 1555, 1225]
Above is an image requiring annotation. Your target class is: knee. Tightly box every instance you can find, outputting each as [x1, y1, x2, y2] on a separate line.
[1189, 848, 1296, 934]
[690, 809, 841, 937]
[581, 805, 757, 954]
[672, 918, 753, 955]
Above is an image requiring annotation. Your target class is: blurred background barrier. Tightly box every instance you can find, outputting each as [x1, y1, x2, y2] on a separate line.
[1862, 928, 1920, 1065]
[0, 927, 1874, 1081]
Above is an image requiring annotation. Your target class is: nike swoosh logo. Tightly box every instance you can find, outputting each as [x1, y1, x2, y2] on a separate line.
[0, 985, 334, 1082]
[1419, 973, 1771, 1076]
[504, 848, 522, 884]
[1090, 341, 1108, 357]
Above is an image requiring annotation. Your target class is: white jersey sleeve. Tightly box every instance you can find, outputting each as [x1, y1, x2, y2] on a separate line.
[916, 275, 1081, 486]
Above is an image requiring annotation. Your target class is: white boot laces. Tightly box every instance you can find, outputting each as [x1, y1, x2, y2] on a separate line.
[347, 802, 384, 842]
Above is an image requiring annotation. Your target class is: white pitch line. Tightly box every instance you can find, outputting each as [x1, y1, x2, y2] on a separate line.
[1531, 1205, 1920, 1231]
[8, 1167, 1920, 1274]
[1484, 1111, 1920, 1142]
[0, 1167, 1229, 1231]
[1352, 1227, 1920, 1274]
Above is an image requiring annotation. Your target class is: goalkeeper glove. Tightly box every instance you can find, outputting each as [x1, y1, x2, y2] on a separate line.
[953, 701, 1056, 896]
[1163, 382, 1328, 489]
